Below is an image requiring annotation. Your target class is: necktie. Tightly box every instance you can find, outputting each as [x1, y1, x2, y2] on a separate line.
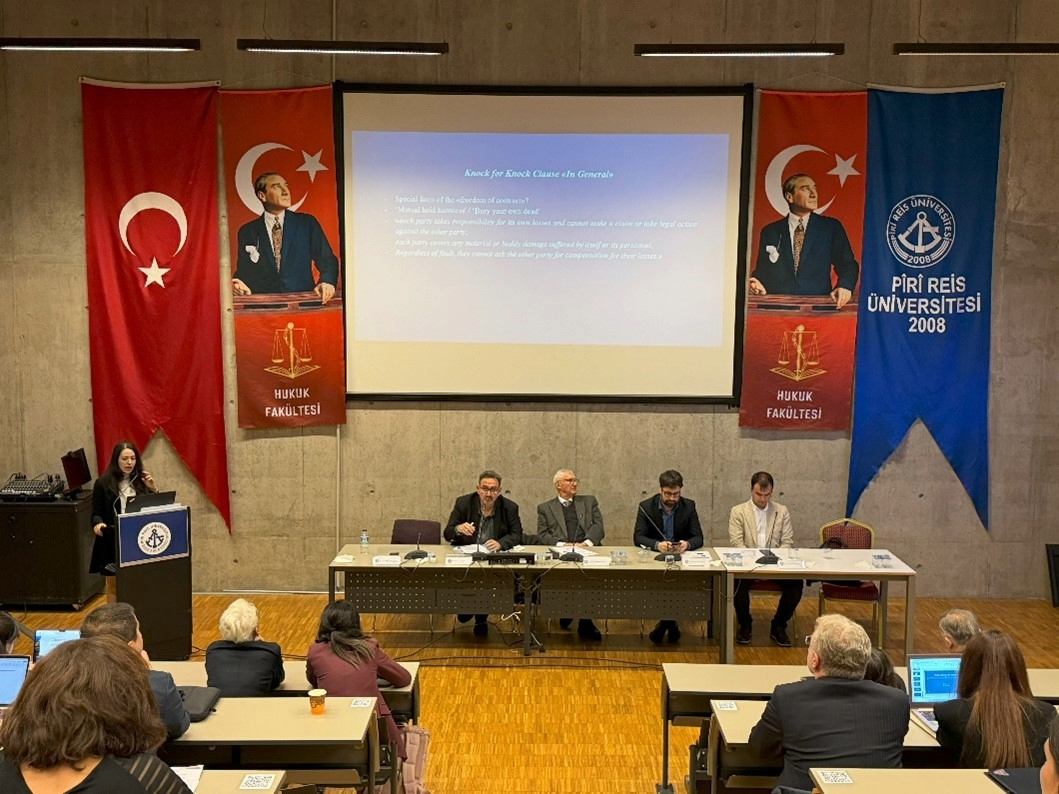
[271, 219, 283, 273]
[793, 218, 805, 274]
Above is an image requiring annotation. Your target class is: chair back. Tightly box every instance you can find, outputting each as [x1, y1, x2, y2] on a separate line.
[391, 519, 441, 545]
[819, 518, 874, 550]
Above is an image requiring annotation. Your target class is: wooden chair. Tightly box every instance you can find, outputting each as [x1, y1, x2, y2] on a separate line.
[817, 518, 882, 646]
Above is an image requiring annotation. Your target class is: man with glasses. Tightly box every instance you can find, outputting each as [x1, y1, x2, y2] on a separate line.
[536, 469, 605, 640]
[748, 614, 908, 792]
[633, 470, 704, 644]
[444, 470, 524, 636]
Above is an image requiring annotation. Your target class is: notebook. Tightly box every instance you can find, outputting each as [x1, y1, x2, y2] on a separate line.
[33, 628, 80, 661]
[906, 652, 961, 735]
[0, 655, 31, 707]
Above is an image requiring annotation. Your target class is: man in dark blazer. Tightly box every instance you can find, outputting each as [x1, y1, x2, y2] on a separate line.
[231, 171, 339, 302]
[749, 614, 909, 791]
[633, 469, 704, 644]
[536, 468, 605, 640]
[443, 470, 523, 636]
[749, 173, 859, 308]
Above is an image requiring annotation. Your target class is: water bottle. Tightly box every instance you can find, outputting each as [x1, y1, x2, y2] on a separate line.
[359, 529, 369, 554]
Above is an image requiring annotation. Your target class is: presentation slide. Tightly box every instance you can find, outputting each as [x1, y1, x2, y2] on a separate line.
[341, 89, 750, 398]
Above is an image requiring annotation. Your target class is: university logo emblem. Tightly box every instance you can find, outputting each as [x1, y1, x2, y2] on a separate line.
[138, 521, 172, 555]
[886, 194, 955, 268]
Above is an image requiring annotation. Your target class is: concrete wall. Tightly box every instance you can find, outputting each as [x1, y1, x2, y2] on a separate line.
[1, 0, 1056, 596]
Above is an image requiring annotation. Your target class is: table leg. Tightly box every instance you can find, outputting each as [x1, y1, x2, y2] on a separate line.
[722, 572, 735, 664]
[659, 676, 674, 793]
[904, 575, 916, 661]
[328, 567, 337, 603]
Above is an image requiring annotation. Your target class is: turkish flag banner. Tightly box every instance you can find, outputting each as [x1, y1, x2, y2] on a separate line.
[739, 91, 867, 431]
[82, 79, 231, 527]
[219, 86, 346, 428]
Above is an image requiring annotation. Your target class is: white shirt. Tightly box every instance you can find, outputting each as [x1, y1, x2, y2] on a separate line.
[754, 502, 769, 547]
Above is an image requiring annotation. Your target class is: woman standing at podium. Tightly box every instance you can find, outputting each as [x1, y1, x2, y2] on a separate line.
[90, 441, 158, 601]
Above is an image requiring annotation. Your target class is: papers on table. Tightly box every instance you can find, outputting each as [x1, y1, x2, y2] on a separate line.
[550, 544, 598, 557]
[172, 765, 203, 791]
[239, 774, 279, 791]
[456, 544, 490, 554]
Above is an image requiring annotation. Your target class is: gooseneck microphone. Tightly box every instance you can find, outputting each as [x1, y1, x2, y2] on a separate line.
[558, 533, 584, 563]
[755, 521, 778, 565]
[405, 531, 428, 560]
[638, 503, 682, 562]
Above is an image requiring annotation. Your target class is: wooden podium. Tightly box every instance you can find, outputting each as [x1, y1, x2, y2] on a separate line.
[116, 505, 192, 660]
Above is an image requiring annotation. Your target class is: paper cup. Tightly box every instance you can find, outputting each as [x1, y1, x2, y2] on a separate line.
[308, 688, 327, 715]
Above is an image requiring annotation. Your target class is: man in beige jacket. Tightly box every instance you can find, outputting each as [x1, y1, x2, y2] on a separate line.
[728, 471, 802, 647]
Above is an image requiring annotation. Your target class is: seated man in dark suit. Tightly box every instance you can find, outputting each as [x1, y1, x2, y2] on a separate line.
[633, 469, 704, 644]
[749, 614, 909, 792]
[536, 468, 605, 640]
[80, 602, 191, 739]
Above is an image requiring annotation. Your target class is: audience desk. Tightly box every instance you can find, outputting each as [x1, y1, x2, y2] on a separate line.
[153, 660, 421, 723]
[809, 767, 997, 793]
[164, 696, 379, 789]
[713, 547, 916, 663]
[707, 700, 937, 794]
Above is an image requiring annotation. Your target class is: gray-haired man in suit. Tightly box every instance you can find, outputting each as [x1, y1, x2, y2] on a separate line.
[728, 471, 802, 647]
[536, 469, 604, 640]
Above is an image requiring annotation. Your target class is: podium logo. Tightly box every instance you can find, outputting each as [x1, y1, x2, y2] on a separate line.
[138, 522, 173, 556]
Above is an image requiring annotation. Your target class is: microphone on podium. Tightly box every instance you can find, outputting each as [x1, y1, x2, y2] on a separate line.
[638, 503, 682, 562]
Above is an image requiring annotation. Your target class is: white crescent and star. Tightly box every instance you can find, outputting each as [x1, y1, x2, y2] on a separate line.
[117, 192, 187, 288]
[234, 143, 328, 215]
[764, 145, 861, 217]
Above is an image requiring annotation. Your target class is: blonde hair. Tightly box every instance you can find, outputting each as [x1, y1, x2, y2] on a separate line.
[218, 598, 259, 644]
[811, 614, 871, 679]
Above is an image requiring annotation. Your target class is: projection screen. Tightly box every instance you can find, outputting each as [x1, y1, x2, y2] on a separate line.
[339, 86, 752, 400]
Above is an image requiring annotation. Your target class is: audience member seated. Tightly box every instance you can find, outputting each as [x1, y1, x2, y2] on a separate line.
[307, 601, 412, 758]
[80, 603, 190, 739]
[935, 628, 1056, 769]
[748, 614, 908, 792]
[0, 635, 192, 793]
[863, 647, 906, 693]
[205, 598, 284, 696]
[938, 608, 981, 652]
[1042, 715, 1059, 793]
[0, 611, 18, 654]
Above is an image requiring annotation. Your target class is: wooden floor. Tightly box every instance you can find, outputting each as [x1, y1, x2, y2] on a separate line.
[9, 592, 1059, 794]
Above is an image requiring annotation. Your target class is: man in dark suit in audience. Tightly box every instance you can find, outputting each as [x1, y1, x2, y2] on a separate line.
[749, 614, 909, 791]
[536, 468, 605, 640]
[80, 602, 191, 739]
[633, 469, 704, 644]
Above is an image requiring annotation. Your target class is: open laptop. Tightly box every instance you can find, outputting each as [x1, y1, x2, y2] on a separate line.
[33, 628, 80, 661]
[0, 655, 32, 713]
[125, 490, 177, 513]
[906, 653, 961, 735]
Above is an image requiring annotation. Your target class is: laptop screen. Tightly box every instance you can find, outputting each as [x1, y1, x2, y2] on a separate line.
[34, 629, 80, 661]
[907, 654, 961, 705]
[0, 655, 31, 706]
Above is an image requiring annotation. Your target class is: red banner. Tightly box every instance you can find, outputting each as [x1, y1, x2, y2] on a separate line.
[219, 86, 346, 428]
[82, 80, 231, 527]
[739, 91, 867, 430]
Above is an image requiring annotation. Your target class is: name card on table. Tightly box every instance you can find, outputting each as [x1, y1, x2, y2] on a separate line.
[445, 555, 473, 566]
[372, 555, 401, 567]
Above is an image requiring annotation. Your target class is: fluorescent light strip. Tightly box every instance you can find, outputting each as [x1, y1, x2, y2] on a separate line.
[894, 42, 1059, 55]
[634, 43, 844, 58]
[0, 37, 199, 52]
[237, 39, 448, 56]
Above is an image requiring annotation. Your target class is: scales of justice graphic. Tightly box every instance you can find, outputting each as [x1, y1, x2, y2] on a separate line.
[770, 323, 826, 382]
[265, 321, 321, 379]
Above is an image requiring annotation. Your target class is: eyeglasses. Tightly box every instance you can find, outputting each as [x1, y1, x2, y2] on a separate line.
[478, 485, 501, 494]
[559, 478, 578, 484]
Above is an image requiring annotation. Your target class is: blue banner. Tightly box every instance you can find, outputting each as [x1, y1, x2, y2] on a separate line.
[118, 506, 190, 566]
[846, 87, 1002, 528]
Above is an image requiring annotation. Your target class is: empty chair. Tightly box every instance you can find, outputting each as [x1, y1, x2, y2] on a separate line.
[391, 519, 441, 545]
[817, 518, 882, 646]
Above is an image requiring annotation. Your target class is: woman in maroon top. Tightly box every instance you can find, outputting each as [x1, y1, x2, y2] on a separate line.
[306, 601, 412, 758]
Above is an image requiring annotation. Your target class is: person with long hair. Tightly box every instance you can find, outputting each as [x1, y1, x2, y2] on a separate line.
[863, 647, 906, 693]
[0, 635, 191, 793]
[935, 628, 1056, 768]
[1042, 714, 1059, 793]
[306, 601, 411, 758]
[90, 442, 158, 590]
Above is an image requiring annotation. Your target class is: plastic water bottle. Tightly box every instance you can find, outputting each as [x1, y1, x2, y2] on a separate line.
[359, 529, 369, 554]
